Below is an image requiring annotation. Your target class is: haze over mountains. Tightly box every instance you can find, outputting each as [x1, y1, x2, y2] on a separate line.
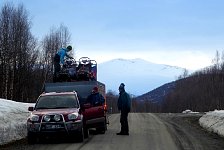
[98, 58, 187, 96]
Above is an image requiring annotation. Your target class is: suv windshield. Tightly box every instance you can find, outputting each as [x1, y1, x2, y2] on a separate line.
[35, 94, 79, 109]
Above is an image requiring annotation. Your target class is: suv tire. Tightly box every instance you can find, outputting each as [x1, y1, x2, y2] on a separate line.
[96, 121, 106, 134]
[84, 127, 89, 138]
[76, 127, 84, 142]
[27, 132, 37, 144]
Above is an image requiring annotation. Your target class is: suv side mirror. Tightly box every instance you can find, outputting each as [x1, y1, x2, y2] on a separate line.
[28, 106, 34, 111]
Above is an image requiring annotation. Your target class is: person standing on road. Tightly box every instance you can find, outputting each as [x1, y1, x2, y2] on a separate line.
[117, 83, 131, 135]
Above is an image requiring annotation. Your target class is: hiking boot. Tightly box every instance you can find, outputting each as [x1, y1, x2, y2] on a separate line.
[116, 132, 129, 135]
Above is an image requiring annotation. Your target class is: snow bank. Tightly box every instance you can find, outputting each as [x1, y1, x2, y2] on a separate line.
[182, 109, 199, 114]
[0, 98, 34, 145]
[199, 110, 224, 137]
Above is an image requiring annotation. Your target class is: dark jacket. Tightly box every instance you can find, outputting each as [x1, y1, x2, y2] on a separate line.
[86, 92, 105, 106]
[117, 90, 131, 112]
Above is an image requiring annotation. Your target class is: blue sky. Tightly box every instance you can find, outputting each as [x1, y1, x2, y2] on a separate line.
[2, 0, 224, 70]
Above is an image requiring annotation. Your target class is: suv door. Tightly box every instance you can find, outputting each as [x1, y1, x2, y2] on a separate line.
[83, 105, 105, 120]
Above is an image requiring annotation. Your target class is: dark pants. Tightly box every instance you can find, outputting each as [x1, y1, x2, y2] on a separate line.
[120, 111, 129, 134]
[53, 54, 61, 81]
[54, 62, 60, 74]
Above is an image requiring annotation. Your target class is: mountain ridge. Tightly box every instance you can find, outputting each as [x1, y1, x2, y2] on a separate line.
[135, 81, 176, 103]
[97, 58, 185, 96]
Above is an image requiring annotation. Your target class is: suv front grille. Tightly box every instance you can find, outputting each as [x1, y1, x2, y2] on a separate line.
[42, 114, 63, 122]
[40, 114, 66, 131]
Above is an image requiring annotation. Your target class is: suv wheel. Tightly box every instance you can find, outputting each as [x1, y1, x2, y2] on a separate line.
[84, 127, 89, 138]
[96, 122, 106, 134]
[27, 132, 36, 144]
[76, 127, 84, 142]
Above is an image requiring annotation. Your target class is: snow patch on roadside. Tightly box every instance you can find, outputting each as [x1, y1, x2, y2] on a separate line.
[0, 98, 34, 145]
[182, 109, 199, 114]
[199, 110, 224, 137]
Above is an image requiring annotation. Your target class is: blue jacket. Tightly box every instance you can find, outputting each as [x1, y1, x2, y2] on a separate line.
[117, 90, 131, 112]
[57, 48, 70, 64]
[86, 92, 105, 106]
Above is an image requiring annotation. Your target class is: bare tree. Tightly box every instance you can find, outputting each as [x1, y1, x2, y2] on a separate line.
[212, 50, 220, 72]
[0, 3, 38, 101]
[41, 24, 72, 83]
[0, 3, 13, 99]
[106, 91, 119, 114]
[58, 24, 71, 48]
[177, 68, 189, 80]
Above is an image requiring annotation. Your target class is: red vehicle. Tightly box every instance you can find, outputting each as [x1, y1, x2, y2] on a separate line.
[44, 57, 108, 137]
[27, 92, 86, 144]
[45, 81, 108, 134]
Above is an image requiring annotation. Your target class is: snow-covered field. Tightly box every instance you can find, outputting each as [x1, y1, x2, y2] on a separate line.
[1, 98, 224, 145]
[199, 110, 224, 137]
[0, 98, 34, 145]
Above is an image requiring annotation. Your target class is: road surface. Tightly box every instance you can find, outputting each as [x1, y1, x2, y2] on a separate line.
[1, 113, 224, 150]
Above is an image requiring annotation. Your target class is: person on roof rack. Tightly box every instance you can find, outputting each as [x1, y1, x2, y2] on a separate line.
[53, 46, 73, 81]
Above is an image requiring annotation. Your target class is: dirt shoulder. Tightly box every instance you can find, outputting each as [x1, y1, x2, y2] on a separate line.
[155, 113, 224, 150]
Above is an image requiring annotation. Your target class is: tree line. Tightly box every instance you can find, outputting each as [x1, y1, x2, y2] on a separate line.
[0, 3, 71, 102]
[132, 50, 224, 113]
[162, 51, 224, 113]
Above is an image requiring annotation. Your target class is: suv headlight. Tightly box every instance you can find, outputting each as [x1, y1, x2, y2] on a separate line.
[30, 114, 39, 122]
[54, 114, 61, 121]
[44, 115, 51, 122]
[68, 112, 79, 120]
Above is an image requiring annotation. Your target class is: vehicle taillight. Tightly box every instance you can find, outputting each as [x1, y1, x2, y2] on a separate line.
[104, 104, 107, 111]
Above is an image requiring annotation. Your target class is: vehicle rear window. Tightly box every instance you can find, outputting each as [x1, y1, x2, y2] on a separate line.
[35, 95, 79, 109]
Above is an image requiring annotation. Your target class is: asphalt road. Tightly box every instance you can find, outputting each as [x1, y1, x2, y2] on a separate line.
[28, 113, 178, 150]
[2, 113, 224, 150]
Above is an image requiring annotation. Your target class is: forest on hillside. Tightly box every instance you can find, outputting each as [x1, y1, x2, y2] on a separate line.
[162, 51, 224, 112]
[131, 51, 224, 113]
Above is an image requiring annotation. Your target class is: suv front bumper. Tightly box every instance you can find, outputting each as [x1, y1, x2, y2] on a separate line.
[27, 120, 83, 136]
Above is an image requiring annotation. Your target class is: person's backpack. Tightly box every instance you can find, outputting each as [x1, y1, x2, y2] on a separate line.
[54, 53, 60, 62]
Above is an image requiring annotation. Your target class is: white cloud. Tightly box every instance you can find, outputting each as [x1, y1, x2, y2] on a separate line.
[75, 49, 213, 70]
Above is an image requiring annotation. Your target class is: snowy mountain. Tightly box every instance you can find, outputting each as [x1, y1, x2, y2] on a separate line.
[98, 58, 186, 96]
